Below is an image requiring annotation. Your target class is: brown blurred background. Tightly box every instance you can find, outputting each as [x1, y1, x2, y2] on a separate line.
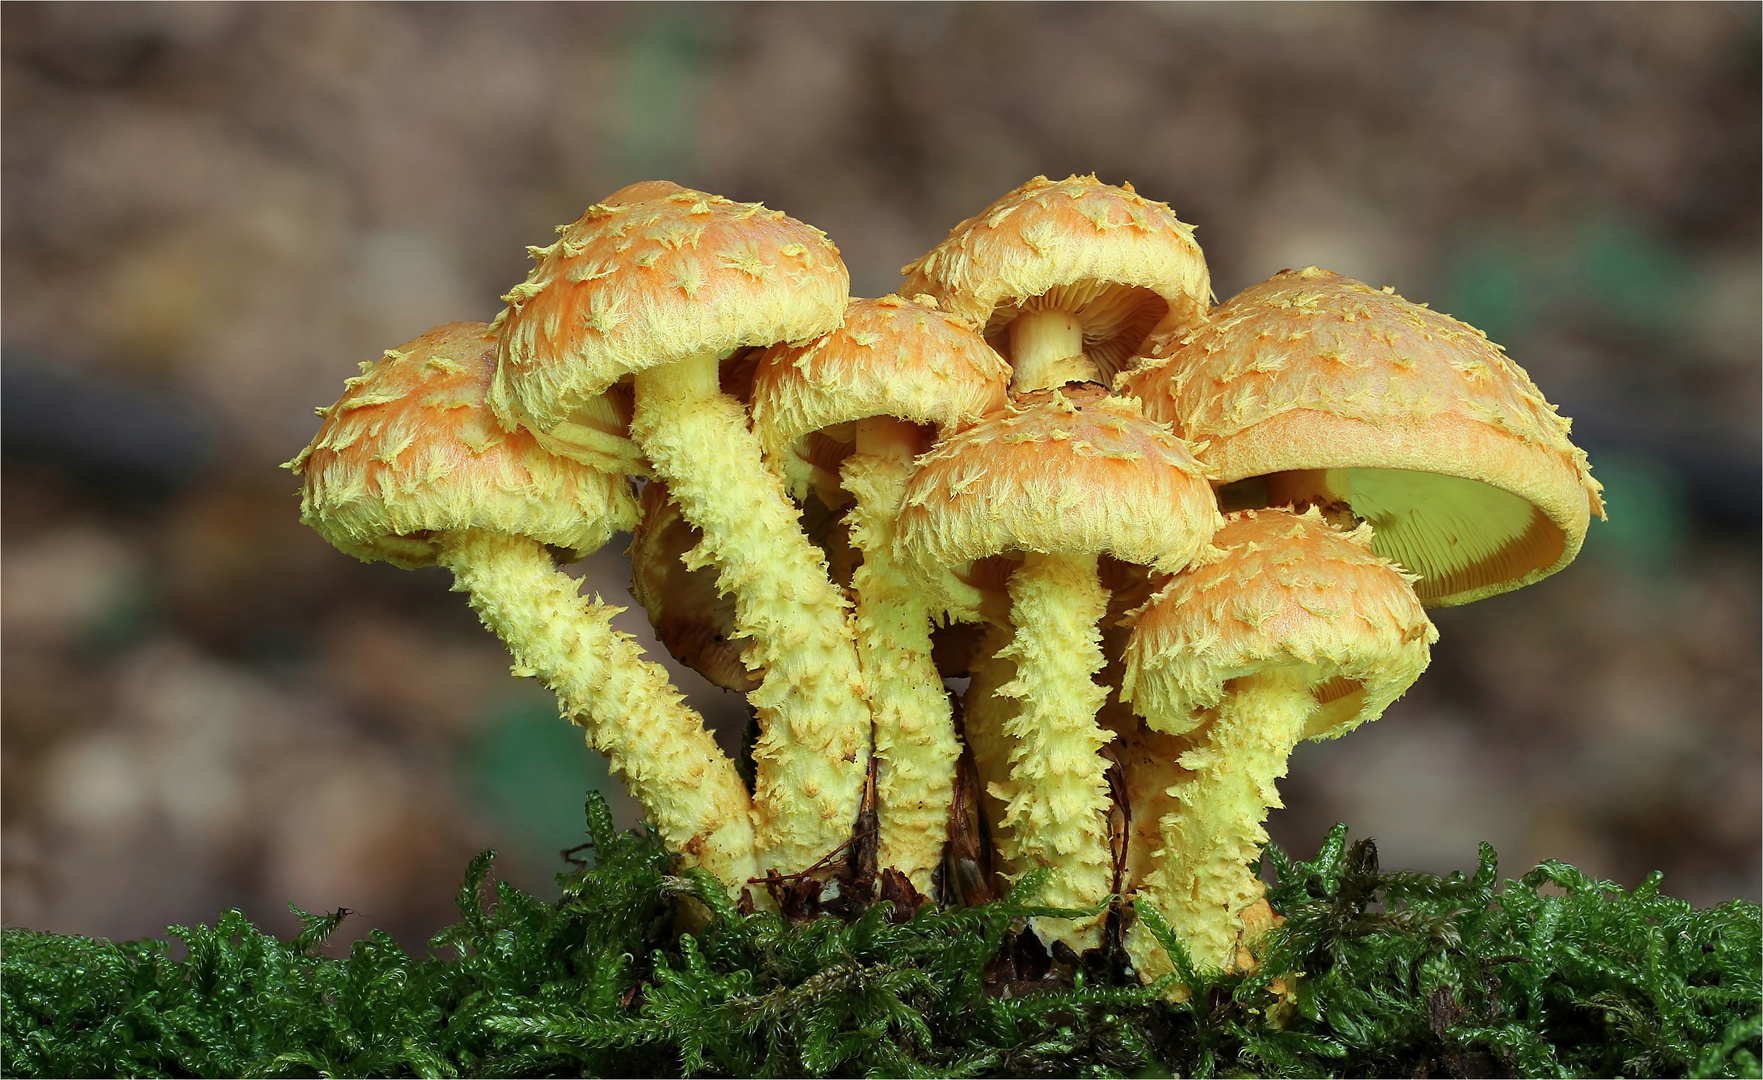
[4, 2, 1758, 953]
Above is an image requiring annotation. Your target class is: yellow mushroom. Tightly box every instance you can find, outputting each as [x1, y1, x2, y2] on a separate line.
[902, 174, 1211, 392]
[749, 294, 1011, 892]
[1120, 509, 1436, 978]
[896, 385, 1219, 947]
[492, 180, 871, 877]
[956, 620, 1023, 887]
[1120, 266, 1604, 606]
[287, 322, 757, 886]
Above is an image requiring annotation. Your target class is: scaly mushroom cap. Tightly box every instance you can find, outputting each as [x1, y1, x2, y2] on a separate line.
[289, 322, 634, 569]
[629, 479, 759, 694]
[895, 384, 1220, 575]
[750, 294, 1011, 501]
[900, 175, 1211, 380]
[492, 181, 850, 434]
[1123, 509, 1437, 741]
[1120, 266, 1604, 607]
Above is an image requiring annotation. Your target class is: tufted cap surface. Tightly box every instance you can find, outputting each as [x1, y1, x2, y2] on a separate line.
[492, 181, 850, 434]
[288, 322, 634, 568]
[1123, 508, 1436, 741]
[750, 294, 1010, 498]
[895, 384, 1219, 575]
[1121, 267, 1603, 606]
[901, 175, 1210, 380]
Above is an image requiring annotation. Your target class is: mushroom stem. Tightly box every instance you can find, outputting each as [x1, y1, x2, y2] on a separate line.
[1009, 308, 1093, 392]
[994, 550, 1115, 947]
[436, 528, 758, 887]
[961, 621, 1024, 878]
[1129, 665, 1316, 978]
[839, 419, 959, 892]
[853, 414, 920, 463]
[630, 350, 873, 876]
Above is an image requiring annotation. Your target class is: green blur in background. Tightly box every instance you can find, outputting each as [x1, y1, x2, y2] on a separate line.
[466, 699, 628, 870]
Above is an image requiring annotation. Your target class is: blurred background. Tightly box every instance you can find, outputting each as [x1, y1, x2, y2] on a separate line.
[3, 2, 1757, 953]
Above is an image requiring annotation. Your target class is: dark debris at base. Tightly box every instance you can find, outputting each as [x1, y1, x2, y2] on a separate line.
[3, 794, 1759, 1079]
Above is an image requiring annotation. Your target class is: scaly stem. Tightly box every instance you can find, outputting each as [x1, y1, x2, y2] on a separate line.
[1009, 307, 1089, 392]
[437, 529, 757, 886]
[961, 621, 1023, 878]
[632, 352, 873, 876]
[840, 418, 958, 893]
[995, 551, 1114, 949]
[1128, 666, 1315, 979]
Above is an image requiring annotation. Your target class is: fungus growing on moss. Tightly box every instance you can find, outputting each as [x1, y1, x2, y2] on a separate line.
[901, 175, 1211, 392]
[1120, 266, 1603, 606]
[895, 385, 1218, 947]
[750, 294, 1010, 891]
[1121, 509, 1436, 978]
[493, 181, 871, 877]
[288, 322, 757, 886]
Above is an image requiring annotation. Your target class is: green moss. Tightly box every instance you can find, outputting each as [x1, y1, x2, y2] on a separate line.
[4, 800, 1758, 1078]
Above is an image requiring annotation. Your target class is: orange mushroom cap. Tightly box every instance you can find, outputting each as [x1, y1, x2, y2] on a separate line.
[493, 183, 850, 434]
[1123, 508, 1437, 741]
[749, 294, 1011, 500]
[895, 384, 1220, 576]
[1120, 267, 1604, 606]
[289, 322, 634, 568]
[901, 175, 1211, 381]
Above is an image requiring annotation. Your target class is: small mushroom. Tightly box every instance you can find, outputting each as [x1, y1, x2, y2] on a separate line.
[288, 322, 757, 886]
[1120, 509, 1436, 978]
[493, 181, 871, 877]
[1120, 266, 1603, 606]
[749, 294, 1011, 891]
[902, 175, 1211, 392]
[895, 385, 1218, 947]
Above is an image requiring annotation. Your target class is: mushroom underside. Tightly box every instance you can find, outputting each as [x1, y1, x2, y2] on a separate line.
[985, 282, 1170, 384]
[1221, 467, 1565, 605]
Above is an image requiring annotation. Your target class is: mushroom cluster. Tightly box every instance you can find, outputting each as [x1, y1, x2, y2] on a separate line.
[288, 175, 1601, 983]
